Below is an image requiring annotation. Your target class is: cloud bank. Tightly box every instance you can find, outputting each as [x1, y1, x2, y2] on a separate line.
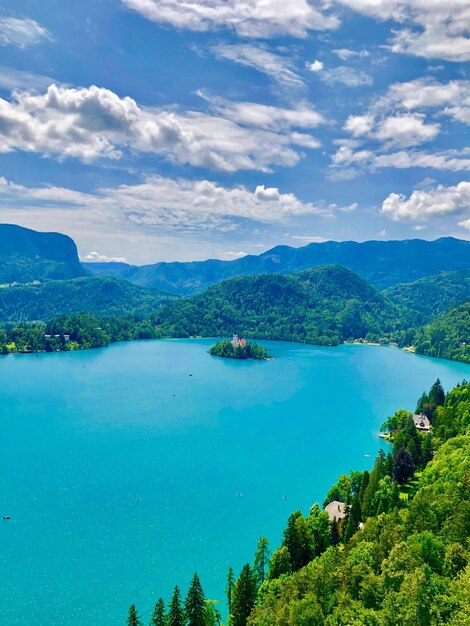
[122, 0, 339, 38]
[381, 181, 470, 221]
[0, 84, 323, 171]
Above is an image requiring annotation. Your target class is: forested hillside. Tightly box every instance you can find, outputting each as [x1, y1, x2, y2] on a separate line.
[123, 380, 470, 626]
[384, 270, 470, 325]
[412, 303, 470, 363]
[86, 237, 470, 295]
[1, 265, 468, 362]
[0, 276, 175, 322]
[152, 266, 400, 345]
[0, 224, 86, 283]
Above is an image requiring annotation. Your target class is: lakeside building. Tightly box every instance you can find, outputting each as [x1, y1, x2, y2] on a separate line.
[413, 414, 431, 432]
[324, 500, 348, 522]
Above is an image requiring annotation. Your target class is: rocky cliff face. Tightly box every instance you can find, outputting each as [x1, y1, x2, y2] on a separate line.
[0, 224, 87, 283]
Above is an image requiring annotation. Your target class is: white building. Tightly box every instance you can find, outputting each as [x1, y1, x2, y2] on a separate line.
[324, 500, 348, 522]
[413, 414, 431, 432]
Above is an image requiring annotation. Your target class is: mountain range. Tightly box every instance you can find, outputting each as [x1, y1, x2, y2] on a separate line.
[0, 224, 468, 363]
[85, 237, 470, 295]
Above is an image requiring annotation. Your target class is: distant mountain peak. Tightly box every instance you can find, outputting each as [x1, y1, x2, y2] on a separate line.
[0, 223, 87, 283]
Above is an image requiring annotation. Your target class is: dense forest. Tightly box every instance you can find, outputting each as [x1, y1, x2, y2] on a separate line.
[412, 303, 470, 363]
[124, 379, 470, 626]
[151, 266, 400, 345]
[384, 270, 470, 326]
[0, 264, 468, 364]
[209, 340, 270, 360]
[0, 276, 175, 322]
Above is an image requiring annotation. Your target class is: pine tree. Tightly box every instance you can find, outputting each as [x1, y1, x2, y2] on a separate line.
[416, 391, 430, 414]
[253, 537, 270, 586]
[308, 503, 331, 557]
[226, 566, 235, 614]
[343, 495, 361, 543]
[150, 598, 166, 626]
[282, 511, 312, 572]
[127, 604, 142, 626]
[267, 546, 291, 580]
[168, 586, 184, 626]
[330, 520, 340, 547]
[393, 447, 415, 484]
[429, 378, 445, 407]
[230, 564, 257, 626]
[185, 572, 206, 626]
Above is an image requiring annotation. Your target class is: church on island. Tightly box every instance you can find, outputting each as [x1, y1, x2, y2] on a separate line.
[231, 334, 247, 348]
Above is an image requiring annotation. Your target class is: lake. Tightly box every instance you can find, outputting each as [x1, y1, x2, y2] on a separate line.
[1, 339, 469, 625]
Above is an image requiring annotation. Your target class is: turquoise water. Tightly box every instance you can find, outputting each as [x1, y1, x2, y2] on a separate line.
[0, 339, 469, 625]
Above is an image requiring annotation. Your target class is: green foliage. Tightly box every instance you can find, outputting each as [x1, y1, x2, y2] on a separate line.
[153, 266, 401, 346]
[126, 604, 142, 626]
[209, 340, 270, 360]
[123, 381, 470, 626]
[249, 429, 470, 626]
[0, 276, 174, 323]
[185, 573, 206, 626]
[167, 586, 184, 626]
[247, 381, 470, 626]
[282, 511, 314, 573]
[410, 303, 470, 363]
[226, 566, 235, 614]
[231, 564, 257, 626]
[1, 264, 467, 365]
[267, 547, 292, 580]
[150, 598, 165, 626]
[433, 381, 470, 442]
[393, 448, 415, 485]
[253, 538, 271, 586]
[384, 270, 470, 325]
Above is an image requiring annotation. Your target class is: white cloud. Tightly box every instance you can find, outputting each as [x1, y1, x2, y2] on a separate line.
[122, 0, 339, 38]
[211, 43, 304, 86]
[122, 1, 468, 61]
[374, 113, 440, 148]
[381, 181, 470, 221]
[320, 66, 373, 87]
[81, 251, 128, 263]
[332, 48, 369, 60]
[308, 60, 323, 72]
[458, 218, 470, 230]
[291, 235, 328, 243]
[0, 176, 329, 232]
[344, 114, 374, 137]
[335, 0, 470, 62]
[0, 17, 51, 48]
[0, 84, 322, 172]
[331, 146, 470, 172]
[335, 77, 469, 175]
[383, 78, 470, 126]
[225, 250, 248, 258]
[199, 92, 325, 131]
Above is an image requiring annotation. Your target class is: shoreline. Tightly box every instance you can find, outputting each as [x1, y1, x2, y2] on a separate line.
[1, 336, 468, 368]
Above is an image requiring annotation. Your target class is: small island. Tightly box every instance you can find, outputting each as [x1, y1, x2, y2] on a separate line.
[209, 335, 270, 360]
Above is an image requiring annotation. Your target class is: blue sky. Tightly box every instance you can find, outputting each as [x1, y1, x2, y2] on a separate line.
[0, 0, 469, 263]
